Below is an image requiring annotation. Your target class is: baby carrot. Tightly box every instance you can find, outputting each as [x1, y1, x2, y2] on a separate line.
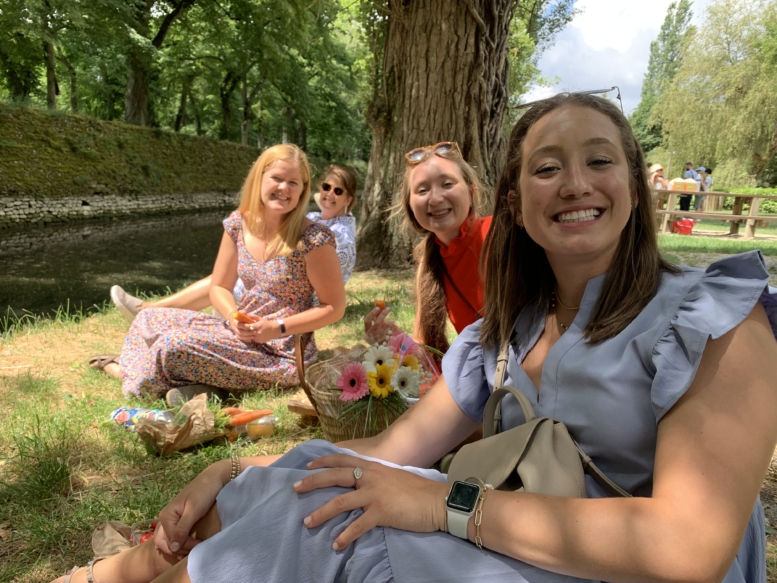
[222, 407, 245, 416]
[233, 311, 255, 324]
[228, 409, 273, 426]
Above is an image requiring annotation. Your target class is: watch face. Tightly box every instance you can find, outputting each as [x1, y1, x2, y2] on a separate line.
[447, 481, 481, 513]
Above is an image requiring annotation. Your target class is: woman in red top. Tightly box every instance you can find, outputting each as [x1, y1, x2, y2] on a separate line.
[366, 142, 491, 354]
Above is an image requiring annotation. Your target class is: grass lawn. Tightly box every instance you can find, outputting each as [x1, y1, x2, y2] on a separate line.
[1, 240, 776, 581]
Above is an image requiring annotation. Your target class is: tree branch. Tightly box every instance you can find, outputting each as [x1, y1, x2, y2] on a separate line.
[152, 0, 196, 49]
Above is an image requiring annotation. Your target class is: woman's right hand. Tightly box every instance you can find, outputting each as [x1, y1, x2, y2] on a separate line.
[153, 459, 230, 556]
[363, 305, 394, 343]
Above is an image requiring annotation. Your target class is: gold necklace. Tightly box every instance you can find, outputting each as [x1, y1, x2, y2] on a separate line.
[555, 290, 580, 311]
[549, 296, 571, 331]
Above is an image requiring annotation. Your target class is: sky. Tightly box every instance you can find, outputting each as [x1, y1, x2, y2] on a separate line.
[523, 0, 713, 114]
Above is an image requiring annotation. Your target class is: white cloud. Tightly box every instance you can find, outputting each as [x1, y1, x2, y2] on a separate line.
[523, 0, 714, 113]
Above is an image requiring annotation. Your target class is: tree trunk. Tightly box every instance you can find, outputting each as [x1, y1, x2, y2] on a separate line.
[241, 75, 248, 145]
[220, 71, 239, 140]
[56, 48, 77, 113]
[356, 0, 515, 268]
[174, 76, 193, 132]
[124, 0, 194, 126]
[43, 38, 58, 110]
[124, 52, 150, 125]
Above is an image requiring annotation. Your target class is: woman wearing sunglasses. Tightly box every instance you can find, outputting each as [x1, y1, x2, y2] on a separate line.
[108, 165, 359, 323]
[55, 92, 777, 583]
[365, 141, 491, 355]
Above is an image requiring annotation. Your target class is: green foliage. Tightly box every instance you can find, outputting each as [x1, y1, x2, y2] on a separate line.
[656, 0, 777, 181]
[0, 0, 371, 162]
[630, 0, 694, 153]
[0, 104, 258, 197]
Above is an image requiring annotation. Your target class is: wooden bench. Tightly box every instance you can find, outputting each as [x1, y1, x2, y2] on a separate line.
[654, 190, 777, 238]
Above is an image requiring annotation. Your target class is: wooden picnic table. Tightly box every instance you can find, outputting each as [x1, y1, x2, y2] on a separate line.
[654, 190, 777, 238]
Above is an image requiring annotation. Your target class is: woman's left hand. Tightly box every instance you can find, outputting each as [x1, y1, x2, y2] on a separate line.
[231, 317, 278, 344]
[293, 454, 449, 550]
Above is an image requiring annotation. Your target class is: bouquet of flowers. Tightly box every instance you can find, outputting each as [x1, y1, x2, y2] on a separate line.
[306, 332, 440, 441]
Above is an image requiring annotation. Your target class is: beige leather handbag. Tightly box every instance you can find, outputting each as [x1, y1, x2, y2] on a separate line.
[447, 342, 631, 498]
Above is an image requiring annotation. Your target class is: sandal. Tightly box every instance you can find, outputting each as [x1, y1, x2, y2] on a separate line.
[64, 557, 104, 583]
[88, 355, 120, 371]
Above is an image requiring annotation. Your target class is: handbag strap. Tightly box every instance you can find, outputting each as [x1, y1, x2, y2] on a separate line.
[492, 340, 632, 498]
[440, 262, 482, 321]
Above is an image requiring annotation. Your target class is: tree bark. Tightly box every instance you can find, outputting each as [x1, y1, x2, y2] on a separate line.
[220, 71, 240, 140]
[174, 75, 193, 132]
[124, 0, 194, 126]
[43, 38, 58, 110]
[356, 0, 515, 268]
[56, 48, 77, 113]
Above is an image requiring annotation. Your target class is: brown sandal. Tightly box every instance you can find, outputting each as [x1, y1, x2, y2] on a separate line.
[88, 355, 120, 371]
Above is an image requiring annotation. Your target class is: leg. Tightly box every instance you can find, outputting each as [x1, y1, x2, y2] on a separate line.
[144, 277, 213, 312]
[52, 505, 222, 583]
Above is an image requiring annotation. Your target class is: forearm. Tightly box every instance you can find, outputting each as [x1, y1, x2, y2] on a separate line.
[471, 492, 732, 583]
[282, 302, 344, 335]
[210, 285, 237, 319]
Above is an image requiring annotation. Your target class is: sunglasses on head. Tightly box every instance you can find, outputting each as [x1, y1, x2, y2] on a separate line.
[404, 141, 462, 165]
[321, 182, 345, 196]
[511, 86, 624, 114]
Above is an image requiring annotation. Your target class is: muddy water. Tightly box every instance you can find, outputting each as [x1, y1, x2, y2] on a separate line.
[0, 210, 227, 323]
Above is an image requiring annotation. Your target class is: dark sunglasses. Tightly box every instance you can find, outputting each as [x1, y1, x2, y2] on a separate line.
[321, 182, 345, 196]
[511, 86, 624, 114]
[404, 141, 462, 165]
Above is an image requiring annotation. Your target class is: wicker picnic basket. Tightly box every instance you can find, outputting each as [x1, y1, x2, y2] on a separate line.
[294, 337, 406, 442]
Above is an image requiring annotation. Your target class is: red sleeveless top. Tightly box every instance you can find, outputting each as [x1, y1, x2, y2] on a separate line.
[435, 215, 492, 333]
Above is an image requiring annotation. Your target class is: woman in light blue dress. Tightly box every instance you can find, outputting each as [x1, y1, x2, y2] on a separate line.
[57, 94, 777, 583]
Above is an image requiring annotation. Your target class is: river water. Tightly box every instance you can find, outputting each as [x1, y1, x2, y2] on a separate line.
[0, 210, 227, 324]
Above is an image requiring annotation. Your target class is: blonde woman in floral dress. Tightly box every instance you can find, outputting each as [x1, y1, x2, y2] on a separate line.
[90, 144, 346, 399]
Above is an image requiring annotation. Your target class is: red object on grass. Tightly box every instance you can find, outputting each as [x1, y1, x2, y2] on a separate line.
[671, 219, 695, 235]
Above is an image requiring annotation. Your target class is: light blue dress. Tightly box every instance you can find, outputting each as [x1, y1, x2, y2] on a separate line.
[188, 251, 777, 583]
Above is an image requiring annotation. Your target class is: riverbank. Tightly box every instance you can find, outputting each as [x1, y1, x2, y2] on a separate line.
[1, 254, 776, 581]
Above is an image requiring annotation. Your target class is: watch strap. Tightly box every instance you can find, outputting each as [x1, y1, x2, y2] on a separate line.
[276, 319, 286, 336]
[447, 507, 471, 539]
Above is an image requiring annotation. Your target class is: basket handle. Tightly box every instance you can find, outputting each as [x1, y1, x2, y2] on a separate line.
[294, 334, 317, 409]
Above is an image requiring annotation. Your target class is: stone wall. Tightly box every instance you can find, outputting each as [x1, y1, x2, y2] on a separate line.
[0, 192, 238, 229]
[0, 209, 227, 257]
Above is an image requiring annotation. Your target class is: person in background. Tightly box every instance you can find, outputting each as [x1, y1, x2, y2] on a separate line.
[109, 165, 359, 323]
[648, 163, 668, 190]
[89, 145, 346, 402]
[364, 142, 491, 355]
[680, 161, 699, 211]
[694, 166, 708, 212]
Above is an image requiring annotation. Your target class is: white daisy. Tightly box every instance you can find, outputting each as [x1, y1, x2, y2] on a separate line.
[361, 344, 395, 374]
[391, 366, 421, 398]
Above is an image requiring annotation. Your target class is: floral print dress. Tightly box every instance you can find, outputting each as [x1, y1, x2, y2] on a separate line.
[119, 211, 336, 398]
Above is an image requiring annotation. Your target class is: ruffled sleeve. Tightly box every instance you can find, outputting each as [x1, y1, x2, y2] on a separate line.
[222, 210, 242, 244]
[441, 319, 491, 421]
[651, 251, 777, 421]
[327, 217, 357, 283]
[298, 222, 336, 255]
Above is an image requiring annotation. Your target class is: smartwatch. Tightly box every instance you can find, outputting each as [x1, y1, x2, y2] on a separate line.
[445, 480, 482, 539]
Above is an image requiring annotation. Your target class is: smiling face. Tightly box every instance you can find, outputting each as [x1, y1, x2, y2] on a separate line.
[518, 105, 633, 269]
[259, 159, 304, 216]
[318, 172, 353, 220]
[407, 156, 473, 245]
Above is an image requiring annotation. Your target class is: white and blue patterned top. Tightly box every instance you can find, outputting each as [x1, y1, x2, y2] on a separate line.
[306, 212, 357, 284]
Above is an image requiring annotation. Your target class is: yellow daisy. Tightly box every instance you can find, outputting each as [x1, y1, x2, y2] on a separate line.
[367, 363, 394, 399]
[402, 354, 419, 371]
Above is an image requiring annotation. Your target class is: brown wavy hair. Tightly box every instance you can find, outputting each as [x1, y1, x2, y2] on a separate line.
[318, 164, 358, 213]
[398, 154, 484, 353]
[480, 93, 677, 350]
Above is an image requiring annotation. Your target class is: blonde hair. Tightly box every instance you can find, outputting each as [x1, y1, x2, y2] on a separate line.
[238, 144, 311, 257]
[398, 153, 484, 354]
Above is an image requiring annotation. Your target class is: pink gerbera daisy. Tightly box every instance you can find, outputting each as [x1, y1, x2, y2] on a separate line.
[388, 332, 420, 358]
[337, 362, 370, 402]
